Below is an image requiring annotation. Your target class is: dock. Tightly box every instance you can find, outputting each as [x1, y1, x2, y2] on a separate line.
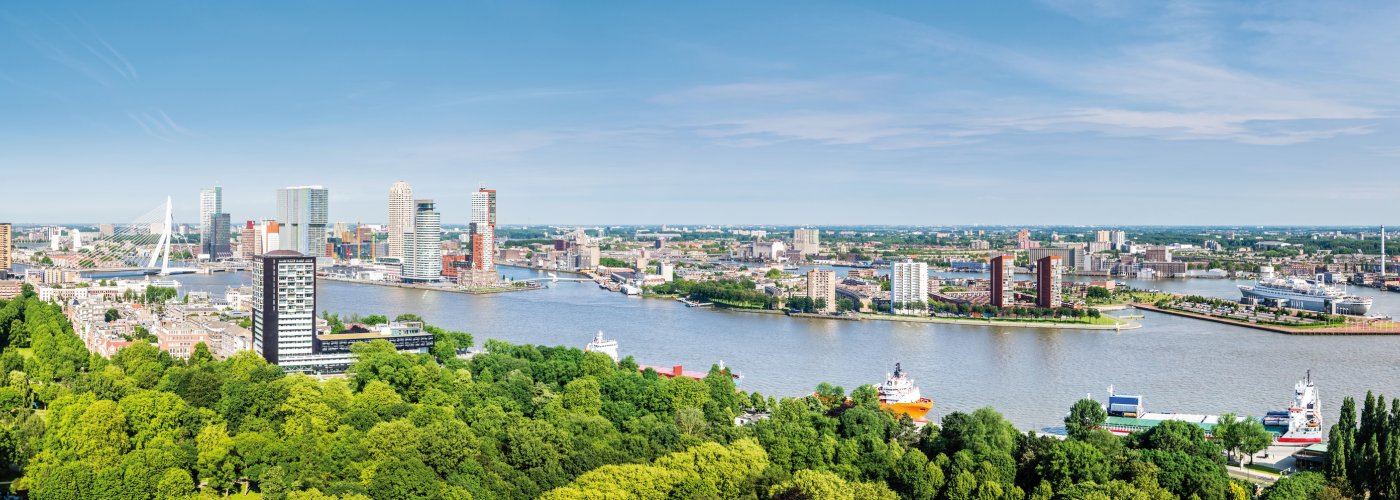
[1133, 303, 1400, 335]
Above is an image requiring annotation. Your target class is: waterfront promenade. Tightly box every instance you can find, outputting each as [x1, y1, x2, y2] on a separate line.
[1133, 302, 1400, 335]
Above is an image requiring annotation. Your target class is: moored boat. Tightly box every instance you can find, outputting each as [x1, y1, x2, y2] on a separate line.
[1239, 277, 1372, 315]
[1098, 372, 1323, 444]
[878, 363, 933, 420]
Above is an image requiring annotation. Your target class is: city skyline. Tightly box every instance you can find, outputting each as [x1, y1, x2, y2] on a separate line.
[4, 2, 1400, 225]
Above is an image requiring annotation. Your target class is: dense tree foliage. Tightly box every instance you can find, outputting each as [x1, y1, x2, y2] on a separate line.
[0, 291, 1264, 499]
[649, 278, 778, 309]
[1319, 391, 1400, 498]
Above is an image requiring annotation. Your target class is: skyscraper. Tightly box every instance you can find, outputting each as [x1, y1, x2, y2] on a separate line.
[200, 187, 222, 254]
[252, 250, 318, 368]
[1036, 255, 1063, 308]
[793, 228, 820, 256]
[387, 181, 413, 260]
[990, 254, 1015, 308]
[240, 221, 257, 259]
[890, 259, 928, 315]
[205, 213, 231, 259]
[469, 188, 497, 271]
[806, 269, 836, 313]
[276, 186, 329, 257]
[259, 220, 280, 256]
[401, 199, 442, 282]
[0, 223, 11, 271]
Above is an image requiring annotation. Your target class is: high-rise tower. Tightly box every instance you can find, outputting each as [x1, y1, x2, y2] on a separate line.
[387, 181, 413, 260]
[401, 199, 442, 282]
[276, 186, 329, 257]
[469, 188, 497, 271]
[252, 251, 318, 367]
[200, 187, 222, 255]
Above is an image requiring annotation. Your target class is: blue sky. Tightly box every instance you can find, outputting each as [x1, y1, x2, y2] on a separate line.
[2, 1, 1398, 225]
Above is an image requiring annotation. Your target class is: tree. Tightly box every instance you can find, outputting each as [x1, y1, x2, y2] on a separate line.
[1260, 471, 1330, 500]
[393, 313, 424, 323]
[367, 457, 442, 500]
[104, 308, 121, 322]
[1086, 286, 1112, 300]
[1064, 398, 1107, 440]
[1037, 439, 1113, 490]
[155, 468, 195, 499]
[196, 422, 239, 494]
[1237, 419, 1273, 464]
[1329, 395, 1357, 483]
[1214, 413, 1243, 462]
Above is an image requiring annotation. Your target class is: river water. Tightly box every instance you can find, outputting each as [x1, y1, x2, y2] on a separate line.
[172, 267, 1400, 432]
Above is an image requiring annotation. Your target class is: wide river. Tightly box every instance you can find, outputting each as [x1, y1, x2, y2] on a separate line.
[173, 266, 1400, 432]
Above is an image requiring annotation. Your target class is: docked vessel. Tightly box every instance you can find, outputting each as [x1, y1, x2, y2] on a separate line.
[1098, 372, 1323, 444]
[584, 330, 619, 362]
[878, 363, 933, 420]
[1239, 277, 1372, 315]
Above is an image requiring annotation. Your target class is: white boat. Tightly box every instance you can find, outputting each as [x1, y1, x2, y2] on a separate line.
[877, 363, 933, 420]
[1239, 277, 1371, 315]
[584, 330, 619, 362]
[620, 284, 641, 295]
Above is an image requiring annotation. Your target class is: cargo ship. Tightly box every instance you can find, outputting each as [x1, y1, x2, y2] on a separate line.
[878, 363, 933, 420]
[1098, 372, 1323, 444]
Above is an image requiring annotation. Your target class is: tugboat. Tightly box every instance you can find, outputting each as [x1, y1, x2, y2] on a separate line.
[878, 363, 934, 420]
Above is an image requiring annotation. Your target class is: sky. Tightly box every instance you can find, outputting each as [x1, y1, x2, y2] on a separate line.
[2, 1, 1398, 226]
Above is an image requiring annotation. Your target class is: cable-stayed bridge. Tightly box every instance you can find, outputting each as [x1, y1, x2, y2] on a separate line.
[71, 197, 199, 277]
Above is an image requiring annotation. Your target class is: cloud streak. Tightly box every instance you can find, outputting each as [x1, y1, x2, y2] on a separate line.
[127, 109, 195, 142]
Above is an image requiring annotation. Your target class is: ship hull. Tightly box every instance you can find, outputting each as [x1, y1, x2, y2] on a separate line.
[1240, 286, 1372, 315]
[1104, 424, 1322, 444]
[881, 399, 933, 420]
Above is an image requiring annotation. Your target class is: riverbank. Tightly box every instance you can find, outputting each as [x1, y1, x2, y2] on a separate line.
[319, 276, 542, 295]
[860, 313, 1141, 330]
[1132, 303, 1400, 335]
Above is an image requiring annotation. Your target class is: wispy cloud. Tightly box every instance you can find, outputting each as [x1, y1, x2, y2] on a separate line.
[653, 77, 891, 104]
[660, 6, 1384, 150]
[127, 109, 195, 142]
[441, 87, 611, 106]
[2, 12, 138, 87]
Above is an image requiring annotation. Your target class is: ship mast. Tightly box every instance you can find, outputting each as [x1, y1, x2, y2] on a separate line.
[1382, 225, 1387, 281]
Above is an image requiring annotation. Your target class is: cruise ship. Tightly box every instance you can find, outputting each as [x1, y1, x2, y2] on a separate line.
[1239, 277, 1372, 316]
[877, 363, 933, 421]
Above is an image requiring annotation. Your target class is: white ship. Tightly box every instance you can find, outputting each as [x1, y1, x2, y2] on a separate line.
[1262, 371, 1325, 444]
[1239, 277, 1371, 315]
[584, 330, 619, 362]
[877, 363, 933, 420]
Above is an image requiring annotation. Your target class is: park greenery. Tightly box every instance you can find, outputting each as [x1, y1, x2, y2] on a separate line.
[0, 282, 1296, 499]
[649, 278, 778, 309]
[782, 296, 828, 314]
[598, 257, 630, 268]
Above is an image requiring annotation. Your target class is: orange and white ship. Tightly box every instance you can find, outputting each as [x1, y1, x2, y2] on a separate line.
[878, 363, 933, 420]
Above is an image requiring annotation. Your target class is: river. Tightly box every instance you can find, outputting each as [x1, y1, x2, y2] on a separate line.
[171, 267, 1400, 433]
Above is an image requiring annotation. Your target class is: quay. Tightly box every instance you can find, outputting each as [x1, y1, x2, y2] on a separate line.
[860, 313, 1141, 330]
[319, 276, 543, 295]
[1132, 303, 1400, 335]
